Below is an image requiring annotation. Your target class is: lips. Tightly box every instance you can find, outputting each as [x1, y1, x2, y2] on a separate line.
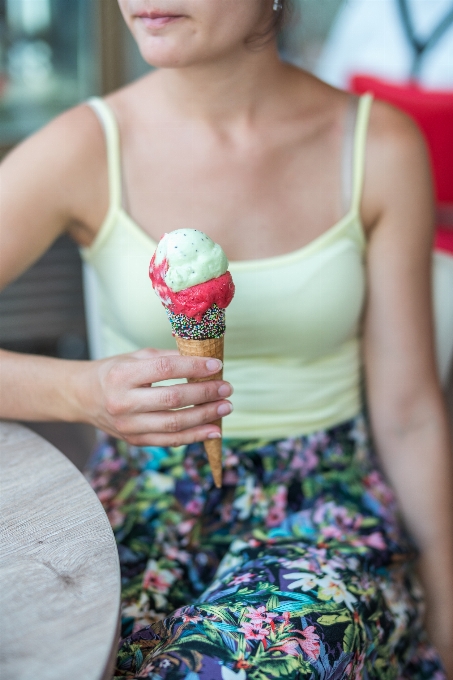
[135, 10, 184, 28]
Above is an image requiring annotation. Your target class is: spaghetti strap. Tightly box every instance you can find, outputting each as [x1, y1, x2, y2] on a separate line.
[86, 97, 122, 211]
[350, 93, 373, 216]
[341, 96, 359, 216]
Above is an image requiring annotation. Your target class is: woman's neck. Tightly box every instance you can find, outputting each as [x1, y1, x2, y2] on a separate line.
[154, 43, 288, 127]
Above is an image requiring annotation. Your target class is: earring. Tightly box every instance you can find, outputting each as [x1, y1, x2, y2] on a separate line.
[273, 0, 282, 10]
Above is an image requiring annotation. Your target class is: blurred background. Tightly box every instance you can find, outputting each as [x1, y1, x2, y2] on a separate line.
[0, 0, 451, 465]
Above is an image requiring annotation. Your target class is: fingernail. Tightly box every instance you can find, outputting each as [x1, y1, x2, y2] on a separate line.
[217, 403, 233, 416]
[207, 432, 221, 439]
[206, 359, 222, 371]
[218, 383, 232, 397]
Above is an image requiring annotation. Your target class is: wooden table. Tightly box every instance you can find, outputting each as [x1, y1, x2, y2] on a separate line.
[0, 421, 121, 680]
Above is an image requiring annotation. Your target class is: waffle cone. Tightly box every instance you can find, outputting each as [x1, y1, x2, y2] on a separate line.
[175, 335, 224, 488]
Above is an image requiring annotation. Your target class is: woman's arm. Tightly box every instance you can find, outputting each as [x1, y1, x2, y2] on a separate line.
[0, 107, 232, 445]
[0, 105, 107, 286]
[363, 102, 453, 674]
[0, 347, 231, 445]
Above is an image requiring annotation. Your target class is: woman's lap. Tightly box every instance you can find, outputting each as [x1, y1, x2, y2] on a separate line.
[85, 416, 445, 679]
[116, 544, 441, 679]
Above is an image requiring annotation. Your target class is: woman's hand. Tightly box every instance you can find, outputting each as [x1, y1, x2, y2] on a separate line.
[78, 348, 233, 447]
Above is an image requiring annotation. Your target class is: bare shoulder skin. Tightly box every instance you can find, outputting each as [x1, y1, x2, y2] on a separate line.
[0, 104, 108, 288]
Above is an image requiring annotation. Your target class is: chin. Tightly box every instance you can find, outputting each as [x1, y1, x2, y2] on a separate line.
[130, 16, 204, 69]
[139, 43, 184, 68]
[138, 38, 223, 70]
[132, 20, 245, 70]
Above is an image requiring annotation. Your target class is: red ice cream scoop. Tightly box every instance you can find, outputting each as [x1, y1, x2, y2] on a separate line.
[149, 252, 235, 322]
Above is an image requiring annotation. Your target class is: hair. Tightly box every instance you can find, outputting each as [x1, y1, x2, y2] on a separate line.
[247, 0, 292, 48]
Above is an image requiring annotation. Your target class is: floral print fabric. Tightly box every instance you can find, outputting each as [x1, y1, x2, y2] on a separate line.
[85, 415, 445, 679]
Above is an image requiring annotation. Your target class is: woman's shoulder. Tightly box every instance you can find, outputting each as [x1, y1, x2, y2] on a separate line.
[294, 66, 424, 147]
[49, 103, 110, 243]
[0, 102, 109, 246]
[367, 97, 427, 157]
[360, 97, 432, 232]
[292, 71, 433, 232]
[16, 100, 107, 168]
[2, 101, 106, 184]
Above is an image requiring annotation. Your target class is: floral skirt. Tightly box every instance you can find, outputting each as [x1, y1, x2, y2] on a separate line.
[85, 415, 445, 679]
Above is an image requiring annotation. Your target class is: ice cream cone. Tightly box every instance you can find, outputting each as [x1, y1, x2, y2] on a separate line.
[149, 230, 235, 488]
[175, 335, 224, 488]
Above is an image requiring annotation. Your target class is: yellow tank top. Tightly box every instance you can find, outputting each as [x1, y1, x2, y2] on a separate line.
[81, 94, 372, 440]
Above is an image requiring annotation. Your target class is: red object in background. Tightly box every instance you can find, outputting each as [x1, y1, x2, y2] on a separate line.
[351, 75, 453, 255]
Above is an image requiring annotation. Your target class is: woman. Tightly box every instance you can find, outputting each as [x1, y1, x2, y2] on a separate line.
[0, 1, 452, 677]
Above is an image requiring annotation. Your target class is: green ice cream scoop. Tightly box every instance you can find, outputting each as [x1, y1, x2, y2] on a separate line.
[153, 229, 229, 293]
